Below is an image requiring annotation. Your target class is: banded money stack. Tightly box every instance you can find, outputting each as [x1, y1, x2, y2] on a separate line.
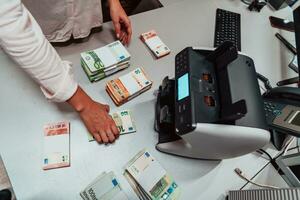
[124, 149, 181, 200]
[87, 109, 136, 141]
[81, 41, 131, 82]
[106, 67, 152, 106]
[43, 121, 70, 170]
[80, 171, 128, 200]
[140, 30, 171, 58]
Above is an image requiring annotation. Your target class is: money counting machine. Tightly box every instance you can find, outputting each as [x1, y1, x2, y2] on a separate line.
[155, 42, 270, 160]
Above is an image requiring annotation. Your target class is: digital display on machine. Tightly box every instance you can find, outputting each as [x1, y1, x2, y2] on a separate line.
[290, 111, 300, 126]
[177, 73, 189, 101]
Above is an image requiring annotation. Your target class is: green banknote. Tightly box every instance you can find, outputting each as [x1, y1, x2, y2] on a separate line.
[80, 40, 131, 82]
[124, 149, 181, 200]
[81, 58, 129, 82]
[112, 110, 136, 135]
[87, 109, 136, 142]
[80, 171, 128, 200]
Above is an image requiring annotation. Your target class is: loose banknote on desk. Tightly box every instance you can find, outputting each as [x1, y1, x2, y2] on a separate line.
[87, 109, 136, 141]
[43, 121, 70, 170]
[81, 40, 131, 82]
[124, 149, 181, 200]
[140, 30, 170, 58]
[80, 171, 128, 200]
[106, 67, 152, 106]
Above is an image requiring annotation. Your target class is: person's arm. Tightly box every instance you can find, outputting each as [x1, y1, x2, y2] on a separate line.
[67, 87, 119, 143]
[0, 0, 119, 143]
[108, 0, 132, 45]
[0, 0, 77, 102]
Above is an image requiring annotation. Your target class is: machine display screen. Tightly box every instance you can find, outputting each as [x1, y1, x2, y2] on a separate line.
[290, 111, 300, 126]
[177, 73, 189, 101]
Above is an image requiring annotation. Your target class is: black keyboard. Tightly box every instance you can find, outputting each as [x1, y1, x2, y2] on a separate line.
[214, 9, 241, 51]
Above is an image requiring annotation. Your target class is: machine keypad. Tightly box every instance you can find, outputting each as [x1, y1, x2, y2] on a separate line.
[264, 101, 283, 123]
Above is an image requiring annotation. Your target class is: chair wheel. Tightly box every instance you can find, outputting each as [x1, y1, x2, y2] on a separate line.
[0, 189, 12, 200]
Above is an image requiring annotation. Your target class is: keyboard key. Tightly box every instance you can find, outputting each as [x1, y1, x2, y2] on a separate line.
[214, 9, 241, 51]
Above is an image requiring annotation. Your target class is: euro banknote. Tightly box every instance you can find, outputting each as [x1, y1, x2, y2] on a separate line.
[87, 109, 136, 142]
[124, 149, 180, 200]
[106, 67, 152, 106]
[80, 171, 128, 200]
[43, 121, 70, 170]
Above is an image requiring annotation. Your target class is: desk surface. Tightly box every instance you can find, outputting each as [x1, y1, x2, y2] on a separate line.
[0, 0, 294, 199]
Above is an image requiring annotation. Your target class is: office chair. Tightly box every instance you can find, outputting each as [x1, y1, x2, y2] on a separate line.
[0, 189, 11, 200]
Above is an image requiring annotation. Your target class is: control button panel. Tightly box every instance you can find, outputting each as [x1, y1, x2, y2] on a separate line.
[175, 48, 193, 135]
[264, 101, 286, 123]
[175, 49, 189, 76]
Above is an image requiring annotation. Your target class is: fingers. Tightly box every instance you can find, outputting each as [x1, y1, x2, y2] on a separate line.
[98, 127, 117, 144]
[93, 132, 102, 143]
[99, 130, 109, 144]
[114, 14, 131, 45]
[126, 26, 132, 44]
[124, 19, 132, 44]
[111, 124, 120, 137]
[118, 32, 125, 44]
[121, 18, 132, 45]
[119, 31, 127, 45]
[113, 20, 121, 40]
[94, 130, 117, 144]
[104, 104, 110, 112]
[96, 121, 118, 144]
[120, 34, 128, 45]
[106, 129, 116, 143]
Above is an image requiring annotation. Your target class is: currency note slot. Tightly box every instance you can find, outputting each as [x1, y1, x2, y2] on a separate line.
[182, 104, 186, 111]
[204, 96, 216, 107]
[202, 73, 213, 84]
[178, 105, 182, 113]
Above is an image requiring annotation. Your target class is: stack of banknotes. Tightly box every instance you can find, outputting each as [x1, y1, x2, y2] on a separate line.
[80, 171, 128, 200]
[88, 109, 136, 141]
[43, 121, 70, 170]
[81, 41, 131, 82]
[106, 67, 153, 106]
[124, 149, 181, 200]
[140, 30, 170, 58]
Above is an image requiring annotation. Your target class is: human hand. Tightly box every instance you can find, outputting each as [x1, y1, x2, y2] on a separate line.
[109, 0, 132, 45]
[67, 87, 119, 143]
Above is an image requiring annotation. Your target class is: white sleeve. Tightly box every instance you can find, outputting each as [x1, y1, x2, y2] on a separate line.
[0, 0, 78, 102]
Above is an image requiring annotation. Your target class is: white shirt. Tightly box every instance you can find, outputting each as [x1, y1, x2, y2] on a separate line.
[0, 0, 81, 102]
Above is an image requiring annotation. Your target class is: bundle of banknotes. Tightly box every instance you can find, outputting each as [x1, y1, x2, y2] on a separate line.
[80, 171, 128, 200]
[106, 67, 153, 106]
[43, 121, 70, 170]
[88, 109, 136, 141]
[124, 149, 181, 200]
[81, 40, 131, 82]
[140, 30, 170, 58]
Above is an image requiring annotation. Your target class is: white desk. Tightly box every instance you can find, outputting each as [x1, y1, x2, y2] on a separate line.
[0, 0, 295, 199]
